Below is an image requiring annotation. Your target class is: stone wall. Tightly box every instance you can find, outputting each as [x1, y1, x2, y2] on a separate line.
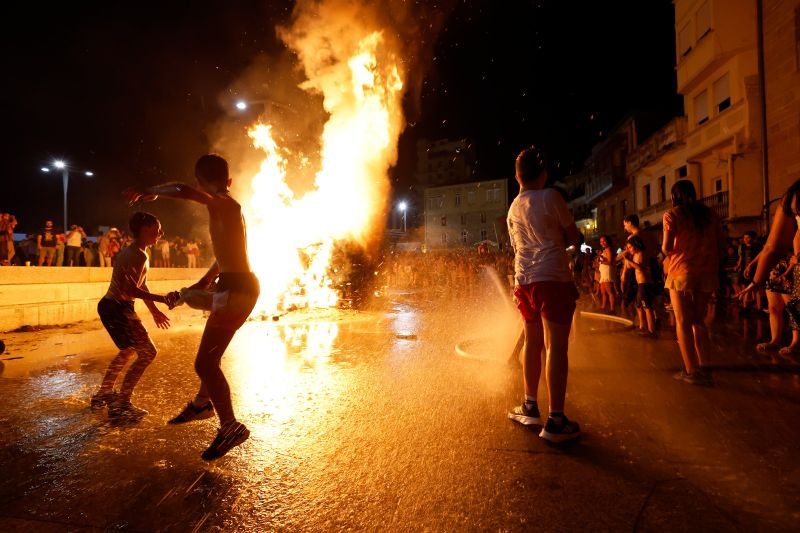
[0, 267, 207, 331]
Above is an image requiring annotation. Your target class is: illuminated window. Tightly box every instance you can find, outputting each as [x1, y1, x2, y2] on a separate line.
[455, 193, 461, 206]
[467, 191, 476, 204]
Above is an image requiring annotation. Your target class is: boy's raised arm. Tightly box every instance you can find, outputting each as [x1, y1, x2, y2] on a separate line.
[123, 182, 214, 206]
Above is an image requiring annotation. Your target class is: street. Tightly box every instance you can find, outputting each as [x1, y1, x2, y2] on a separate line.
[1, 292, 799, 532]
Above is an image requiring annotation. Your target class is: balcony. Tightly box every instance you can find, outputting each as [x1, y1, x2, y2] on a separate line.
[627, 118, 688, 175]
[685, 101, 747, 158]
[700, 190, 729, 219]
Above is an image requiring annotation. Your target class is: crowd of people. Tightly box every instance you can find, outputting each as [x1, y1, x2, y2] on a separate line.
[385, 246, 514, 300]
[0, 216, 206, 268]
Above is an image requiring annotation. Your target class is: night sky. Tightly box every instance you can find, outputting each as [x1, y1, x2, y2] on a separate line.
[3, 0, 680, 236]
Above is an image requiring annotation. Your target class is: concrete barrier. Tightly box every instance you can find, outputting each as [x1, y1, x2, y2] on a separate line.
[0, 266, 207, 332]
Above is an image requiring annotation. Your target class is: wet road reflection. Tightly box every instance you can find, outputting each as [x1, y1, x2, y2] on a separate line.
[0, 298, 799, 530]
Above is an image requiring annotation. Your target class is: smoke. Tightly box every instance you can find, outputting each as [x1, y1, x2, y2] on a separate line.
[207, 1, 457, 314]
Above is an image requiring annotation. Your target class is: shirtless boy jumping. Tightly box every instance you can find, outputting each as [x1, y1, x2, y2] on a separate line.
[124, 154, 260, 460]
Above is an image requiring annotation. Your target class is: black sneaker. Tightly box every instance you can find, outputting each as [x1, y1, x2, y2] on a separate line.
[508, 403, 542, 426]
[168, 401, 215, 424]
[90, 390, 117, 409]
[108, 399, 148, 420]
[201, 422, 250, 461]
[539, 415, 581, 443]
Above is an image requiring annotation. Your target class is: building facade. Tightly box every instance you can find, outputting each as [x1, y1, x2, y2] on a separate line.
[629, 117, 694, 227]
[675, 0, 764, 233]
[423, 179, 509, 249]
[763, 0, 800, 203]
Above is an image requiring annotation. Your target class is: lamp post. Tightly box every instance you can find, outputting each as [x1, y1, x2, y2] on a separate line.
[40, 160, 94, 232]
[398, 201, 407, 233]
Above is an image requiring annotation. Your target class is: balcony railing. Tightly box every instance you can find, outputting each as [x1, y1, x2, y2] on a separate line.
[700, 191, 729, 220]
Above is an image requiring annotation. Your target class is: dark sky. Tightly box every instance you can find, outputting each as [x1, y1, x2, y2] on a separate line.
[3, 0, 680, 236]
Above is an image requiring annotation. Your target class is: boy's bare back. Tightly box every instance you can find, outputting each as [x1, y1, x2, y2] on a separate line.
[206, 193, 250, 273]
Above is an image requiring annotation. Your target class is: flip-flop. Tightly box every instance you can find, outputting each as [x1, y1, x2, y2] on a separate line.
[756, 342, 780, 353]
[778, 346, 800, 356]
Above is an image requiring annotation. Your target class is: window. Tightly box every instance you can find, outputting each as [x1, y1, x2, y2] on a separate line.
[679, 165, 688, 177]
[487, 188, 501, 202]
[461, 230, 468, 244]
[696, 2, 711, 41]
[467, 191, 476, 204]
[480, 229, 488, 240]
[622, 199, 628, 217]
[460, 214, 467, 225]
[694, 90, 709, 125]
[455, 193, 461, 207]
[714, 73, 731, 114]
[658, 176, 666, 203]
[428, 195, 443, 209]
[480, 212, 487, 223]
[678, 23, 693, 57]
[643, 184, 651, 208]
[440, 216, 447, 227]
[441, 233, 448, 245]
[715, 178, 723, 192]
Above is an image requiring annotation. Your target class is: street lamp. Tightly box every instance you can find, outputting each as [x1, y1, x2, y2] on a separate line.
[233, 98, 296, 114]
[398, 201, 407, 233]
[39, 160, 94, 232]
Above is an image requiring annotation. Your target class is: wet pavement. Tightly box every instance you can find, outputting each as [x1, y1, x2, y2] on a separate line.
[1, 290, 800, 531]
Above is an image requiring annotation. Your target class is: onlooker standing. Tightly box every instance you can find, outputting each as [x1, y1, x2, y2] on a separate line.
[597, 235, 617, 312]
[159, 237, 171, 268]
[738, 231, 764, 312]
[506, 146, 582, 443]
[55, 230, 66, 266]
[37, 221, 57, 266]
[186, 239, 199, 268]
[83, 239, 97, 266]
[662, 180, 723, 385]
[65, 225, 86, 266]
[97, 230, 111, 267]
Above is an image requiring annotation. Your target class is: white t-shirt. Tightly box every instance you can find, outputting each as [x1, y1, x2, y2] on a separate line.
[67, 231, 82, 247]
[507, 188, 574, 284]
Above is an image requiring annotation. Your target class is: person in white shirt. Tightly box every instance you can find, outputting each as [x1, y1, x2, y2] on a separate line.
[65, 225, 86, 266]
[506, 146, 583, 443]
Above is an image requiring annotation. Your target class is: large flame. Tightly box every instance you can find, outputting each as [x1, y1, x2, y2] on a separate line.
[242, 29, 405, 316]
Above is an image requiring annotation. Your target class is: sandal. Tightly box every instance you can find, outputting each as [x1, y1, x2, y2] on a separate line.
[778, 346, 800, 356]
[756, 342, 781, 353]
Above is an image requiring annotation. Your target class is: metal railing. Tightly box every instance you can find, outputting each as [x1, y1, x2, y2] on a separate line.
[699, 191, 729, 219]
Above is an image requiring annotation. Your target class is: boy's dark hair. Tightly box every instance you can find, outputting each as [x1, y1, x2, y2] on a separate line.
[516, 146, 547, 183]
[195, 154, 229, 186]
[129, 211, 159, 238]
[671, 179, 712, 230]
[600, 234, 614, 249]
[623, 214, 639, 227]
[744, 230, 757, 239]
[628, 235, 645, 251]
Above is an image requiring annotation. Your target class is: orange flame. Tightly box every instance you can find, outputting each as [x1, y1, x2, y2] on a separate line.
[242, 30, 404, 316]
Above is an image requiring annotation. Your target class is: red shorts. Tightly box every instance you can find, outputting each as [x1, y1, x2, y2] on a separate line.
[514, 281, 579, 325]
